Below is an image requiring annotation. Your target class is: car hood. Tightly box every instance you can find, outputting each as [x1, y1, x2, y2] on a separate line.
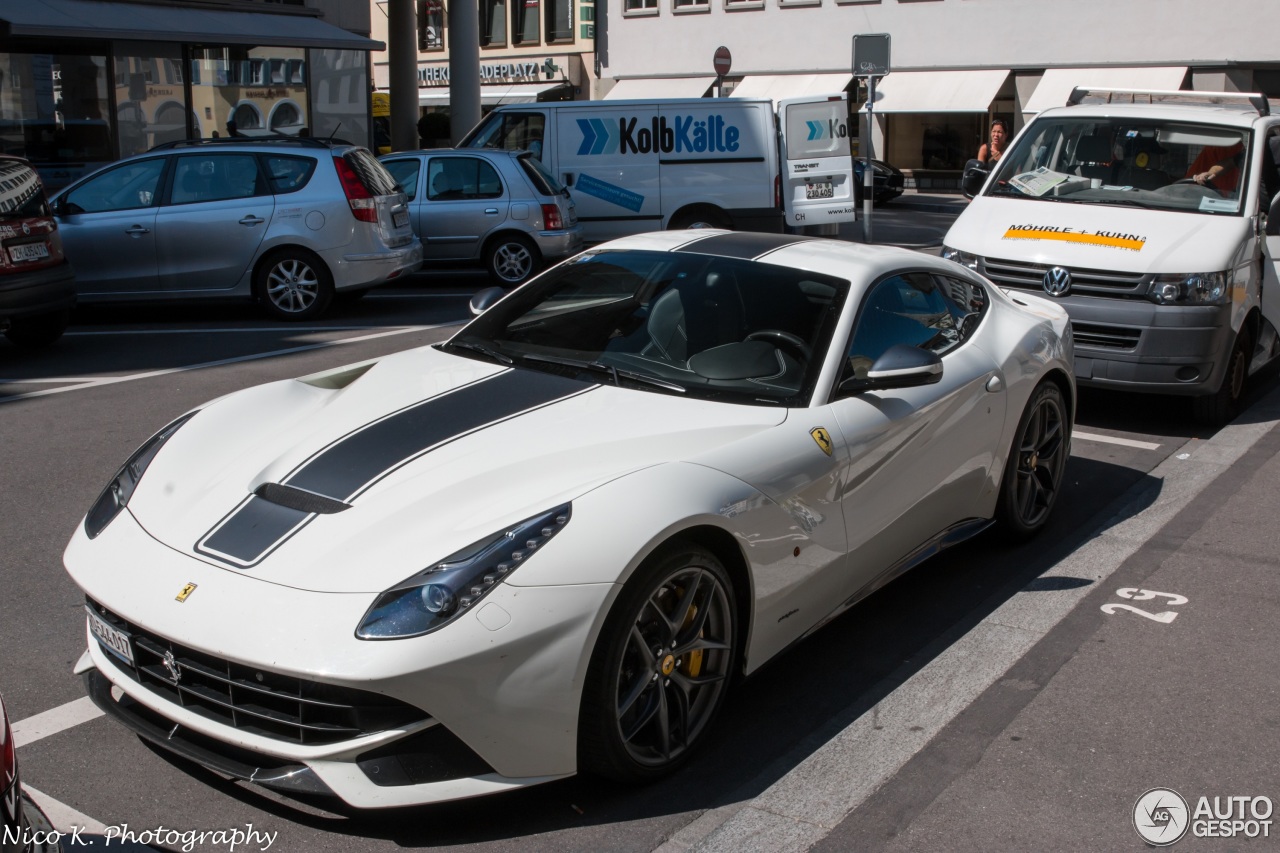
[125, 345, 785, 593]
[946, 196, 1250, 273]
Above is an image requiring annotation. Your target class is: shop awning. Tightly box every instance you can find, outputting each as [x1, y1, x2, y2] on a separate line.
[604, 77, 716, 100]
[0, 0, 383, 50]
[417, 82, 567, 107]
[1022, 66, 1189, 114]
[865, 69, 1009, 113]
[730, 73, 852, 102]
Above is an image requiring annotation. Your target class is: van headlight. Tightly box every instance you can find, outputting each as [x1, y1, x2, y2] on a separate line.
[356, 504, 571, 640]
[84, 412, 198, 539]
[1146, 272, 1231, 305]
[941, 246, 980, 270]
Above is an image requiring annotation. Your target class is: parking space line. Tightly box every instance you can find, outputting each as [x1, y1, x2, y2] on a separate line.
[23, 785, 108, 835]
[1074, 430, 1162, 451]
[65, 326, 387, 335]
[0, 323, 460, 405]
[11, 696, 104, 748]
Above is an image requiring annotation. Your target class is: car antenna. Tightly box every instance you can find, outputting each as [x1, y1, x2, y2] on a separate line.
[327, 122, 343, 145]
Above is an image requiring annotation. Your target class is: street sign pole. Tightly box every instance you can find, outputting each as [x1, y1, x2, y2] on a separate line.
[853, 33, 890, 245]
[864, 75, 875, 243]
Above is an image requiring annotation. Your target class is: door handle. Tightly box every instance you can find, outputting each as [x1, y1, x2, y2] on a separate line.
[124, 225, 150, 237]
[484, 208, 499, 215]
[238, 215, 266, 226]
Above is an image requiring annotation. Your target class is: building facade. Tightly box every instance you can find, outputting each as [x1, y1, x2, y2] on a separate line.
[369, 0, 598, 143]
[598, 0, 1280, 187]
[0, 0, 380, 189]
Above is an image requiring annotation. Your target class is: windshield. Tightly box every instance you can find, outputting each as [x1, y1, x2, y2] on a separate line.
[985, 116, 1251, 215]
[449, 250, 850, 407]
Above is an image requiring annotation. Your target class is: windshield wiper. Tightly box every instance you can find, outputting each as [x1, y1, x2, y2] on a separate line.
[440, 339, 513, 365]
[521, 353, 686, 393]
[1085, 197, 1155, 209]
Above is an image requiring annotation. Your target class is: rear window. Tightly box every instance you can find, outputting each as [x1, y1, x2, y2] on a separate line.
[0, 160, 50, 220]
[263, 155, 317, 194]
[342, 148, 400, 197]
[518, 153, 564, 196]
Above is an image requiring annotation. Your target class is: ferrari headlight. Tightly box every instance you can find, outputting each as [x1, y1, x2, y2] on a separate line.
[356, 504, 571, 640]
[1147, 271, 1231, 305]
[941, 245, 980, 270]
[84, 412, 197, 539]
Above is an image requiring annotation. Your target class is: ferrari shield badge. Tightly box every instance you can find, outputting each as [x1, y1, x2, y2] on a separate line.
[810, 427, 833, 456]
[175, 582, 197, 603]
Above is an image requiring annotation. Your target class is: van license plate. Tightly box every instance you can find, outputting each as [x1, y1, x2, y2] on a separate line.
[805, 182, 834, 200]
[393, 210, 409, 228]
[86, 607, 134, 666]
[7, 243, 48, 263]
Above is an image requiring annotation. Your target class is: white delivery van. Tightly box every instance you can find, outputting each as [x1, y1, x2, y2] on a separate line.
[459, 95, 856, 244]
[944, 89, 1280, 424]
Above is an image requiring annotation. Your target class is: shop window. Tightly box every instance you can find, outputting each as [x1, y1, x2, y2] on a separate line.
[190, 45, 308, 139]
[513, 0, 541, 45]
[419, 0, 446, 51]
[481, 0, 509, 46]
[624, 0, 658, 15]
[547, 0, 575, 41]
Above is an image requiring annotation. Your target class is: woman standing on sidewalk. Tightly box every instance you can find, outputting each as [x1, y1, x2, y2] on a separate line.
[977, 119, 1009, 167]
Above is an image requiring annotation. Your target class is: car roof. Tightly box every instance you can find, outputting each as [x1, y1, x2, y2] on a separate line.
[596, 230, 967, 282]
[146, 137, 360, 155]
[1039, 102, 1263, 129]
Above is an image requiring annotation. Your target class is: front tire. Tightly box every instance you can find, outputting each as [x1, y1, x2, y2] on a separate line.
[4, 309, 69, 348]
[255, 249, 334, 321]
[996, 382, 1070, 540]
[578, 544, 737, 783]
[1192, 330, 1250, 427]
[484, 234, 539, 286]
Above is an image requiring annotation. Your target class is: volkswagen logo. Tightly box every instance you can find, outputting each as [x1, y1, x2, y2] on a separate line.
[162, 650, 182, 685]
[1043, 266, 1072, 297]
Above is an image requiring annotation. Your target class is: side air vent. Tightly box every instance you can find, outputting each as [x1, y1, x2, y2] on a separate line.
[253, 483, 351, 514]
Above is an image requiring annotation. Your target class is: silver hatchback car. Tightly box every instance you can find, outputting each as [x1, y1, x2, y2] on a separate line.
[51, 138, 422, 320]
[379, 149, 582, 286]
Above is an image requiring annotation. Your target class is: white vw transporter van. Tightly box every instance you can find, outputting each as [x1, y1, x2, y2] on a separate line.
[944, 89, 1280, 424]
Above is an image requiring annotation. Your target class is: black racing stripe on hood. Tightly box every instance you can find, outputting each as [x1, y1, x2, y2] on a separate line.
[195, 369, 595, 568]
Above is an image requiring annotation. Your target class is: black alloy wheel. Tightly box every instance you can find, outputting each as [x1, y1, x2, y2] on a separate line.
[997, 382, 1069, 539]
[579, 544, 736, 782]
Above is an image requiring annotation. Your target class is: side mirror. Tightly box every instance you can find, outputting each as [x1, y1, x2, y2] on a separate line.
[469, 286, 506, 316]
[838, 344, 943, 396]
[961, 159, 989, 199]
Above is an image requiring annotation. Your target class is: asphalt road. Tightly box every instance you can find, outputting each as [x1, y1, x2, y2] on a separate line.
[2, 262, 1276, 853]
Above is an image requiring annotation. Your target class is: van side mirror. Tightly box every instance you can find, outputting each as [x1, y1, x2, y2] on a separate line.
[961, 159, 989, 199]
[469, 286, 506, 316]
[837, 344, 943, 396]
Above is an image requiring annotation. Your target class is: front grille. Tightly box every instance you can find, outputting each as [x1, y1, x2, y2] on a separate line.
[1071, 322, 1142, 350]
[87, 598, 428, 746]
[980, 256, 1148, 297]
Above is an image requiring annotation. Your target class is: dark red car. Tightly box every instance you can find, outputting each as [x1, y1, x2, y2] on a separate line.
[0, 157, 76, 348]
[2, 692, 61, 852]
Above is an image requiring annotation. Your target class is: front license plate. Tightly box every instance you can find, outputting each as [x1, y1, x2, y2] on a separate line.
[86, 607, 134, 666]
[7, 243, 48, 263]
[805, 182, 834, 200]
[393, 210, 409, 228]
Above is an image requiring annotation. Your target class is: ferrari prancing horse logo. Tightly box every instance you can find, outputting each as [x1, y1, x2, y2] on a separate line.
[810, 427, 833, 456]
[175, 582, 197, 603]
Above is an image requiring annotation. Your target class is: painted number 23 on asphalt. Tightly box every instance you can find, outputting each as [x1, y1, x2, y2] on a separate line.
[1101, 588, 1188, 624]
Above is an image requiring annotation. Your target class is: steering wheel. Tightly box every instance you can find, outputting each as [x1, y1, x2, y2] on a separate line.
[1168, 176, 1222, 196]
[745, 329, 811, 362]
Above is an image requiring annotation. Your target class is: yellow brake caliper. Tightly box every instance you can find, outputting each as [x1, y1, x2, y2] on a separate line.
[680, 603, 704, 677]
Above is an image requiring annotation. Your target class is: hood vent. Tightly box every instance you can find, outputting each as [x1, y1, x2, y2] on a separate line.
[253, 483, 351, 515]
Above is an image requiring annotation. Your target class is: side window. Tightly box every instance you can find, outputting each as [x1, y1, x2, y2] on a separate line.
[170, 154, 262, 205]
[263, 155, 317, 194]
[843, 272, 978, 381]
[382, 159, 421, 200]
[426, 157, 504, 201]
[63, 159, 165, 213]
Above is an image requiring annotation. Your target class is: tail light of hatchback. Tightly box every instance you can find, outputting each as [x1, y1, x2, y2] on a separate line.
[333, 156, 379, 224]
[1, 703, 15, 791]
[540, 204, 563, 231]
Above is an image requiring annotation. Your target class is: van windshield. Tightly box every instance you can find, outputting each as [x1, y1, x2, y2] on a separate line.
[984, 116, 1253, 216]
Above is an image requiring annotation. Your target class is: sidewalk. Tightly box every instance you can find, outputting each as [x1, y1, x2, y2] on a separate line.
[660, 386, 1280, 852]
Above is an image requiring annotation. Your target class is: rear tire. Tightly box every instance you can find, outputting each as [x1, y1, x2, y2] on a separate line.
[484, 234, 539, 286]
[996, 382, 1070, 541]
[4, 309, 69, 349]
[1192, 330, 1250, 427]
[255, 248, 334, 321]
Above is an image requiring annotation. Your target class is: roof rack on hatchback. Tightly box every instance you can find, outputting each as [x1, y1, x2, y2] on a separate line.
[1066, 87, 1272, 117]
[149, 136, 349, 152]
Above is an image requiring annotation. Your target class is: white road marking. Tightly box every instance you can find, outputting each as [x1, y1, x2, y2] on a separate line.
[0, 322, 460, 405]
[10, 697, 104, 748]
[1073, 429, 1162, 451]
[23, 785, 108, 834]
[65, 326, 386, 335]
